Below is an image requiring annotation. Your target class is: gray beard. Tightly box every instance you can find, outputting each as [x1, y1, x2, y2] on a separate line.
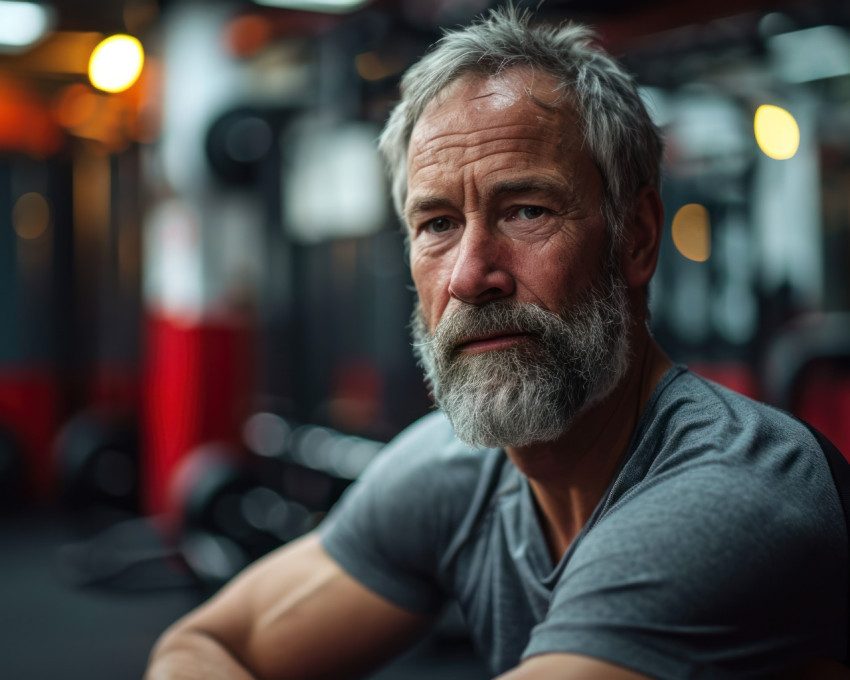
[410, 267, 632, 449]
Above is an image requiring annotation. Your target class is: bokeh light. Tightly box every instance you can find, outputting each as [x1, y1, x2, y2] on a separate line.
[54, 83, 99, 129]
[12, 192, 51, 240]
[355, 51, 402, 81]
[0, 0, 53, 50]
[672, 203, 711, 262]
[88, 34, 144, 93]
[754, 104, 800, 160]
[224, 14, 272, 58]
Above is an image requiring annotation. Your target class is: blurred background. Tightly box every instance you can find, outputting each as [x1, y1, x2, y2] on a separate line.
[1, 0, 850, 677]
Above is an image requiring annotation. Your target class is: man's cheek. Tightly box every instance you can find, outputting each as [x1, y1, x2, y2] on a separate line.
[419, 303, 443, 336]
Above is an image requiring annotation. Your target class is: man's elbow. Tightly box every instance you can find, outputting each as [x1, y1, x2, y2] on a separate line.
[145, 623, 258, 680]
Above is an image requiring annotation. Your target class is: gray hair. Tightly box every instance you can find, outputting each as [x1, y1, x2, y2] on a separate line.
[378, 5, 663, 246]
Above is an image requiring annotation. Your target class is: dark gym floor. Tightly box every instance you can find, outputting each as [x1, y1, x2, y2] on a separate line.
[0, 507, 490, 680]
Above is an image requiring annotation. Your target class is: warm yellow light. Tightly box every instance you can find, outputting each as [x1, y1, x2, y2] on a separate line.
[355, 51, 402, 81]
[12, 192, 51, 240]
[54, 83, 98, 128]
[672, 203, 711, 262]
[754, 104, 799, 160]
[88, 34, 144, 93]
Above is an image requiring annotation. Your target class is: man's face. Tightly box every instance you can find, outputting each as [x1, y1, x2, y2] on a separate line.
[405, 68, 610, 334]
[405, 69, 633, 448]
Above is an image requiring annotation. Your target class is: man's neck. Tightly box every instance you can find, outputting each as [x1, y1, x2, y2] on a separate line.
[504, 329, 673, 564]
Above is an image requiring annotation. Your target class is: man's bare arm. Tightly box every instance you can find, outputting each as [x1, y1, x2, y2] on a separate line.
[145, 532, 436, 680]
[495, 653, 651, 680]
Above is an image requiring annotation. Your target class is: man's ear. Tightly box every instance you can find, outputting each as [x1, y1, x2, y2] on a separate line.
[620, 185, 664, 289]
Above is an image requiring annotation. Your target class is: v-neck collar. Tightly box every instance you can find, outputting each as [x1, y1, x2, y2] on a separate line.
[511, 364, 689, 588]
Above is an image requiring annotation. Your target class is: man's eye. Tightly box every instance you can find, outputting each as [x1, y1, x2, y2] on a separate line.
[516, 206, 546, 220]
[424, 217, 453, 234]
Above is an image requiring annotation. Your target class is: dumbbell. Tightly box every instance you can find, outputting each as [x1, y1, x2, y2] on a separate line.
[53, 409, 139, 516]
[168, 442, 316, 589]
[242, 412, 385, 511]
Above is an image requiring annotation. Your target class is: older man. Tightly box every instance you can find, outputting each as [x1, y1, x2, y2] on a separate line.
[146, 8, 847, 680]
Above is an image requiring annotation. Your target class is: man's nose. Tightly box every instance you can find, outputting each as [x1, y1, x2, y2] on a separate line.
[448, 224, 515, 304]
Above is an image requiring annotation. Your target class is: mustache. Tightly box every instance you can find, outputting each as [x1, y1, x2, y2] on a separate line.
[415, 301, 565, 353]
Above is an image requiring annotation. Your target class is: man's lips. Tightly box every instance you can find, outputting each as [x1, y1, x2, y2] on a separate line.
[455, 331, 531, 354]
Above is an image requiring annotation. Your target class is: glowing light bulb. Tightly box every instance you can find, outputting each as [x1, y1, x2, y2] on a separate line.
[89, 34, 144, 93]
[754, 104, 799, 160]
[672, 203, 711, 262]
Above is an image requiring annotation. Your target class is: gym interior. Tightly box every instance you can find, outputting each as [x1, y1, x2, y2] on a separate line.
[1, 0, 850, 677]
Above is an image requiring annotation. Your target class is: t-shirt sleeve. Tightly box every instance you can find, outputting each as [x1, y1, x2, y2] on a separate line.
[318, 412, 478, 616]
[523, 461, 848, 679]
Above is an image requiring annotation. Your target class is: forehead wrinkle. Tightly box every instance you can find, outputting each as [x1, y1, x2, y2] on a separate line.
[467, 89, 518, 103]
[410, 128, 565, 175]
[411, 125, 559, 157]
[411, 149, 564, 191]
[421, 130, 558, 152]
[406, 72, 592, 225]
[408, 98, 572, 174]
[415, 117, 562, 143]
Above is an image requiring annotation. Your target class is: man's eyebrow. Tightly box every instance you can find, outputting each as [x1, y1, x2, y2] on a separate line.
[405, 196, 454, 221]
[405, 178, 572, 221]
[485, 178, 569, 199]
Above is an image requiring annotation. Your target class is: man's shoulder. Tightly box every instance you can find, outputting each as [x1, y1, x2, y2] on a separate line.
[648, 366, 819, 455]
[537, 369, 849, 677]
[359, 410, 506, 503]
[623, 365, 835, 517]
[318, 411, 509, 614]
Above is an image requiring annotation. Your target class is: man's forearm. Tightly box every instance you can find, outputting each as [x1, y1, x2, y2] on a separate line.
[145, 630, 257, 680]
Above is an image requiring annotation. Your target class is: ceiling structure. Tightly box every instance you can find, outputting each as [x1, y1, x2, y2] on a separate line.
[0, 0, 847, 157]
[38, 0, 847, 39]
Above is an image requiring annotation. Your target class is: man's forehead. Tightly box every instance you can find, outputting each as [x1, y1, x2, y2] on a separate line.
[405, 69, 583, 182]
[422, 67, 564, 118]
[408, 69, 577, 160]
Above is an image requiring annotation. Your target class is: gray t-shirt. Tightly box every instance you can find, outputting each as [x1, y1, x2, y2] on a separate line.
[320, 366, 848, 678]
